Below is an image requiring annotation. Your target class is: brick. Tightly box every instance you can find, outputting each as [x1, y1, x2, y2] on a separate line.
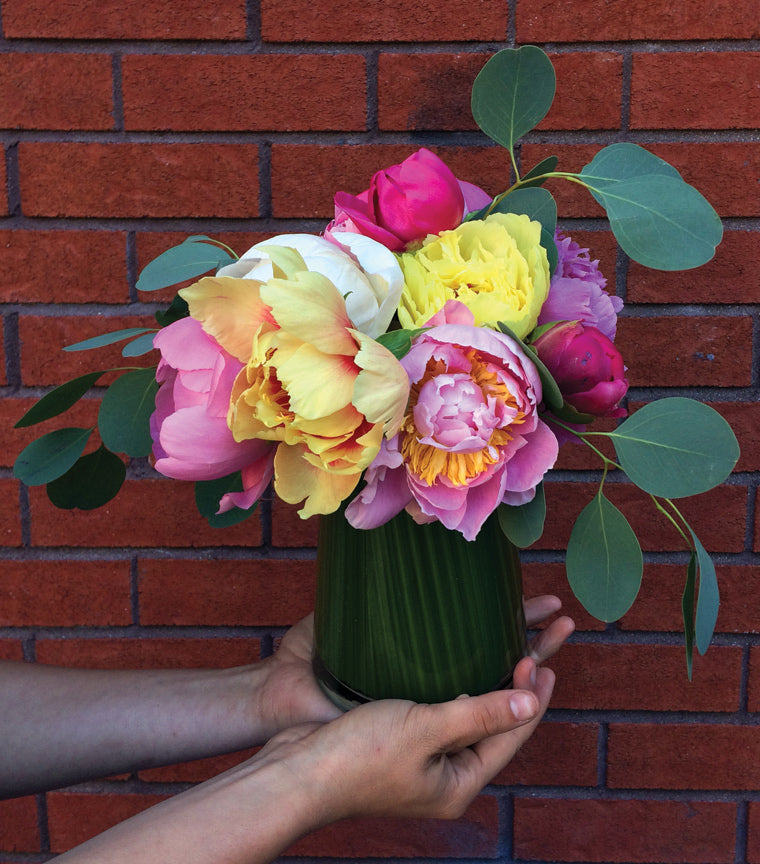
[550, 644, 742, 712]
[138, 558, 315, 626]
[2, 0, 246, 40]
[261, 0, 507, 42]
[0, 155, 8, 216]
[0, 560, 131, 626]
[516, 0, 759, 41]
[29, 479, 263, 548]
[18, 313, 156, 386]
[2, 397, 101, 469]
[607, 724, 760, 790]
[615, 315, 753, 388]
[620, 564, 760, 635]
[553, 415, 618, 471]
[521, 561, 605, 632]
[514, 798, 736, 863]
[124, 55, 366, 132]
[138, 747, 258, 783]
[35, 636, 259, 669]
[287, 796, 497, 857]
[631, 53, 760, 130]
[496, 721, 598, 786]
[0, 796, 39, 852]
[18, 143, 259, 219]
[541, 481, 747, 554]
[709, 402, 760, 473]
[750, 801, 760, 863]
[0, 230, 127, 303]
[627, 230, 760, 305]
[0, 639, 24, 659]
[0, 54, 112, 131]
[751, 647, 760, 712]
[0, 479, 23, 547]
[47, 791, 168, 853]
[271, 144, 508, 219]
[271, 498, 319, 547]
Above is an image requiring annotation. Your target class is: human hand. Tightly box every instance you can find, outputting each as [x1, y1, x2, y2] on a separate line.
[253, 654, 554, 824]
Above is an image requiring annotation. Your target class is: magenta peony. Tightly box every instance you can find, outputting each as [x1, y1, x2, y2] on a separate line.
[346, 301, 558, 541]
[533, 320, 629, 419]
[537, 230, 623, 340]
[150, 316, 275, 509]
[327, 148, 491, 253]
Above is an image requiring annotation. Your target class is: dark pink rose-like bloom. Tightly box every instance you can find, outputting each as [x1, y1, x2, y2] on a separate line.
[346, 301, 558, 541]
[538, 230, 623, 340]
[327, 148, 491, 253]
[150, 316, 274, 511]
[533, 320, 629, 419]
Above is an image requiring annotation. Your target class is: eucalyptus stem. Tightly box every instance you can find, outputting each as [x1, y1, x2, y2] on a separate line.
[547, 418, 625, 472]
[652, 496, 693, 548]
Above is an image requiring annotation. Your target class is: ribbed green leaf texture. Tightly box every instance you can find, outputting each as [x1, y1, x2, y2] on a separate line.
[314, 511, 526, 705]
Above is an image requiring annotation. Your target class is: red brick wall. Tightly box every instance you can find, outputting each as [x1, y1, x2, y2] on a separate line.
[1, 1, 758, 861]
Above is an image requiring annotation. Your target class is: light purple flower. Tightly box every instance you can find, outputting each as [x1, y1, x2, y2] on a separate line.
[346, 301, 558, 541]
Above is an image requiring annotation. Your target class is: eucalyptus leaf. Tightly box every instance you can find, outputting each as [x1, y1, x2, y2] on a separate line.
[490, 187, 558, 274]
[63, 328, 156, 352]
[689, 527, 719, 655]
[566, 491, 643, 622]
[46, 446, 126, 510]
[14, 372, 105, 428]
[376, 327, 428, 360]
[520, 155, 559, 187]
[610, 398, 739, 498]
[137, 236, 236, 293]
[579, 144, 722, 270]
[122, 332, 157, 357]
[195, 473, 258, 528]
[13, 427, 93, 486]
[497, 484, 545, 548]
[471, 46, 556, 152]
[498, 322, 564, 414]
[155, 294, 190, 328]
[98, 368, 159, 458]
[682, 553, 697, 680]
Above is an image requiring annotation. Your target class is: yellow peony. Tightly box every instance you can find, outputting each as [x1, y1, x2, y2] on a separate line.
[397, 212, 551, 339]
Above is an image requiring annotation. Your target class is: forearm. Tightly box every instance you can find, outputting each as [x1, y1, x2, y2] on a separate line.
[0, 660, 268, 799]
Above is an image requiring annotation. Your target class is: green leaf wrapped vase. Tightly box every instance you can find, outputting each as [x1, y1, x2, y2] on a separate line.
[313, 508, 527, 709]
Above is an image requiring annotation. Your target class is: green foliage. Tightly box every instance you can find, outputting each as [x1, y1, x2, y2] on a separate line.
[520, 156, 559, 187]
[136, 235, 236, 293]
[63, 327, 156, 353]
[610, 398, 739, 498]
[376, 327, 429, 359]
[98, 368, 159, 458]
[195, 473, 258, 528]
[689, 527, 720, 656]
[14, 372, 105, 428]
[121, 333, 157, 357]
[46, 446, 126, 510]
[566, 491, 643, 622]
[155, 294, 190, 327]
[14, 427, 93, 486]
[471, 46, 556, 152]
[682, 555, 697, 680]
[497, 484, 545, 548]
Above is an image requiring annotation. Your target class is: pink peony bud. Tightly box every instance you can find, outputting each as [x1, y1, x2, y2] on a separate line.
[533, 321, 629, 419]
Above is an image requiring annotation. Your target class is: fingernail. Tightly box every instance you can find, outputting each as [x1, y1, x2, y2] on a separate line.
[510, 692, 537, 721]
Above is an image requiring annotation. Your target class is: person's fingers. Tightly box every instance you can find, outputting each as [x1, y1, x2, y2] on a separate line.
[527, 615, 575, 664]
[523, 595, 562, 627]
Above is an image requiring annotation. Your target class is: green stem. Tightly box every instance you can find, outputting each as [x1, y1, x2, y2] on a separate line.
[547, 418, 625, 472]
[652, 496, 693, 548]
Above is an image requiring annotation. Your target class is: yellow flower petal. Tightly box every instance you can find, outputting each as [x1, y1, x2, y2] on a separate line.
[351, 330, 410, 435]
[274, 443, 360, 518]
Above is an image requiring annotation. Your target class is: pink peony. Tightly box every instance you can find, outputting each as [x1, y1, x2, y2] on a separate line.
[533, 320, 629, 419]
[150, 316, 275, 511]
[346, 301, 558, 541]
[326, 148, 491, 253]
[537, 230, 623, 340]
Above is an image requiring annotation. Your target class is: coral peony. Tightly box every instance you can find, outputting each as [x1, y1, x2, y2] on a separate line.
[346, 301, 558, 541]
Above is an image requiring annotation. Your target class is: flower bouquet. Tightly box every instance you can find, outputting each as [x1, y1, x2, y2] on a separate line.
[14, 48, 738, 704]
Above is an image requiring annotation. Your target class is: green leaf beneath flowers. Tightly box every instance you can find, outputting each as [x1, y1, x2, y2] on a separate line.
[195, 473, 259, 528]
[471, 46, 556, 153]
[14, 427, 93, 486]
[376, 328, 428, 360]
[63, 328, 156, 352]
[136, 236, 236, 293]
[98, 368, 159, 458]
[579, 144, 723, 270]
[497, 322, 564, 414]
[14, 371, 105, 428]
[566, 490, 643, 622]
[610, 398, 739, 498]
[497, 483, 545, 548]
[46, 445, 126, 510]
[155, 294, 190, 328]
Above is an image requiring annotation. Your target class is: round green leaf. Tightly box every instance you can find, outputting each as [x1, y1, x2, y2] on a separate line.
[566, 491, 643, 622]
[98, 368, 159, 458]
[611, 398, 739, 498]
[471, 46, 556, 152]
[13, 427, 92, 486]
[137, 237, 235, 293]
[46, 446, 126, 510]
[497, 484, 545, 548]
